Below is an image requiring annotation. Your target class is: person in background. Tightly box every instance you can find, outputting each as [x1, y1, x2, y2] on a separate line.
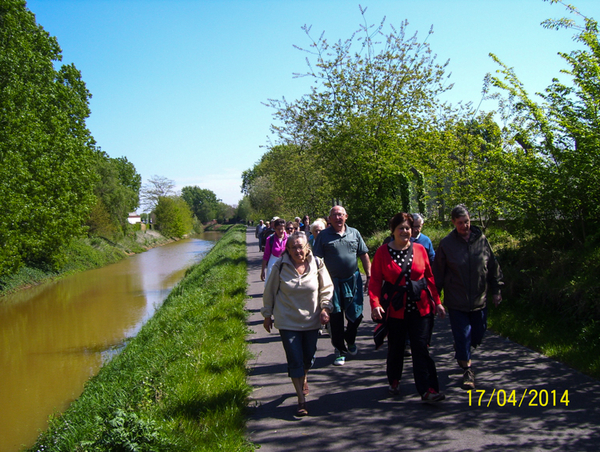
[285, 221, 295, 235]
[255, 220, 266, 252]
[432, 204, 503, 390]
[309, 218, 327, 248]
[261, 218, 288, 285]
[262, 231, 333, 416]
[301, 215, 311, 233]
[370, 212, 446, 403]
[313, 206, 371, 366]
[411, 214, 435, 264]
[260, 221, 274, 252]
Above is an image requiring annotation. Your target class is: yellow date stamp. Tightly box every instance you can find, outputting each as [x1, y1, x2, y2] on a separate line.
[468, 389, 570, 407]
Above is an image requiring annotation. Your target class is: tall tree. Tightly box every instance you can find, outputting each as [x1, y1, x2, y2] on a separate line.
[140, 175, 175, 212]
[242, 143, 332, 220]
[90, 152, 141, 235]
[0, 0, 98, 276]
[490, 0, 600, 241]
[180, 186, 220, 223]
[154, 196, 194, 238]
[266, 7, 453, 232]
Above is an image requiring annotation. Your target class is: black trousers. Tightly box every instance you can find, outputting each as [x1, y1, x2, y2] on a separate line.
[386, 313, 439, 395]
[329, 312, 363, 353]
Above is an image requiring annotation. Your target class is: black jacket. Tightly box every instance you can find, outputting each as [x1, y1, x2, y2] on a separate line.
[433, 225, 503, 312]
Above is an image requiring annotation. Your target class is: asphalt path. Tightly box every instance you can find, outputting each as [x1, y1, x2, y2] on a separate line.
[244, 228, 600, 451]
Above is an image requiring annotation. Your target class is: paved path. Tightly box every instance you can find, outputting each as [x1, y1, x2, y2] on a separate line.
[244, 228, 600, 451]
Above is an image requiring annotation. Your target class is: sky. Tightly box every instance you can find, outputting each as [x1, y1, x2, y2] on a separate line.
[26, 0, 599, 207]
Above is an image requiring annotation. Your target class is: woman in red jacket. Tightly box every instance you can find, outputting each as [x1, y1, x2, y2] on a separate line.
[369, 212, 446, 403]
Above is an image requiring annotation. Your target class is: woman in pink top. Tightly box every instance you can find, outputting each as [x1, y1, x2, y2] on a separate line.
[261, 218, 288, 284]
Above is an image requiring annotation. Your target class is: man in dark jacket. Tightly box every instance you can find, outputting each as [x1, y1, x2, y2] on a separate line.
[433, 204, 503, 390]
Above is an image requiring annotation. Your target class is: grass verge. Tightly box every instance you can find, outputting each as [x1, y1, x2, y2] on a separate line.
[28, 225, 253, 451]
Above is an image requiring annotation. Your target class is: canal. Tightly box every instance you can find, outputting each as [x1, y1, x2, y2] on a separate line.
[0, 232, 221, 451]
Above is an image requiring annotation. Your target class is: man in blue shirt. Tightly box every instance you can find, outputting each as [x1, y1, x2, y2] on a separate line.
[411, 213, 435, 264]
[313, 206, 371, 366]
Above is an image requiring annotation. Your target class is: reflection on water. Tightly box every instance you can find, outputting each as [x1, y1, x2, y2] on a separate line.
[0, 232, 220, 451]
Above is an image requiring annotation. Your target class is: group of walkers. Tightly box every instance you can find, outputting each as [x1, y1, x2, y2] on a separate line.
[257, 204, 503, 416]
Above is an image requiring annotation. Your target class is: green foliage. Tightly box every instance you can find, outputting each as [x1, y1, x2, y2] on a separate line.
[89, 153, 141, 236]
[154, 196, 194, 238]
[29, 226, 253, 451]
[180, 185, 220, 223]
[489, 4, 600, 241]
[242, 144, 332, 220]
[0, 0, 98, 278]
[257, 8, 459, 232]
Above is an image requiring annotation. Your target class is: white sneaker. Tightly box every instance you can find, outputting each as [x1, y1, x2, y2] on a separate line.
[333, 349, 345, 366]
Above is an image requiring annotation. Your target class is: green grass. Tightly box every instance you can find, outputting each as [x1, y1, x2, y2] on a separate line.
[28, 225, 253, 451]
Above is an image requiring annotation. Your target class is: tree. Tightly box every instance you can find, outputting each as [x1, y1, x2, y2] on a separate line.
[0, 0, 98, 277]
[242, 143, 333, 220]
[265, 7, 453, 232]
[140, 175, 175, 212]
[180, 186, 220, 223]
[90, 152, 141, 235]
[489, 0, 600, 241]
[154, 196, 193, 238]
[234, 196, 252, 223]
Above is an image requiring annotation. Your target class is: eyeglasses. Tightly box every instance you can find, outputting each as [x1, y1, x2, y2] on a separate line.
[286, 227, 293, 231]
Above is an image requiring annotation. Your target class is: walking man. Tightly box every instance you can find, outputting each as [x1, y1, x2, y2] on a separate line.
[313, 206, 371, 366]
[411, 213, 435, 264]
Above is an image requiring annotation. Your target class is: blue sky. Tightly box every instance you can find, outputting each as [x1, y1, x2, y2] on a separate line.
[27, 0, 598, 206]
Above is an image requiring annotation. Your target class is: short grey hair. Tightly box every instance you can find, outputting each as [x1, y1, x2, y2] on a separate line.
[328, 205, 347, 217]
[451, 204, 470, 220]
[412, 213, 424, 224]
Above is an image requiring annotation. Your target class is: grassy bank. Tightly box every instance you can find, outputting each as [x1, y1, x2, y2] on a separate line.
[29, 225, 252, 451]
[0, 230, 172, 296]
[366, 224, 600, 379]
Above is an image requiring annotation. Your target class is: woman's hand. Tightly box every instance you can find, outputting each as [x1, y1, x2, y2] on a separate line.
[260, 269, 266, 281]
[436, 304, 446, 319]
[263, 317, 273, 333]
[493, 294, 502, 307]
[320, 309, 330, 325]
[372, 306, 385, 321]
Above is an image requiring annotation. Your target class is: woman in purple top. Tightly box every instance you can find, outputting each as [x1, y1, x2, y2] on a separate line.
[261, 218, 288, 284]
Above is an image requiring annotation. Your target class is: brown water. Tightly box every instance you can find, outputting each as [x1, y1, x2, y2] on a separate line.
[0, 233, 221, 451]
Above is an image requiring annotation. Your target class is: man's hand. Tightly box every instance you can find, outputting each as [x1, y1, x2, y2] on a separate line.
[263, 317, 273, 333]
[320, 309, 330, 325]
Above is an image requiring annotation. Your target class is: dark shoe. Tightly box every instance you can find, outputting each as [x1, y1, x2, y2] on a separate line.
[462, 367, 475, 390]
[347, 343, 358, 356]
[296, 402, 308, 416]
[388, 380, 400, 396]
[422, 388, 446, 403]
[303, 381, 309, 396]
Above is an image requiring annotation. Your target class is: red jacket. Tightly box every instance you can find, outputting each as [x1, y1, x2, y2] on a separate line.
[369, 243, 441, 319]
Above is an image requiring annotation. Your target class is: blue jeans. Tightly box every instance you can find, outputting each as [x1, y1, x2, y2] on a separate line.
[279, 329, 319, 378]
[448, 308, 487, 362]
